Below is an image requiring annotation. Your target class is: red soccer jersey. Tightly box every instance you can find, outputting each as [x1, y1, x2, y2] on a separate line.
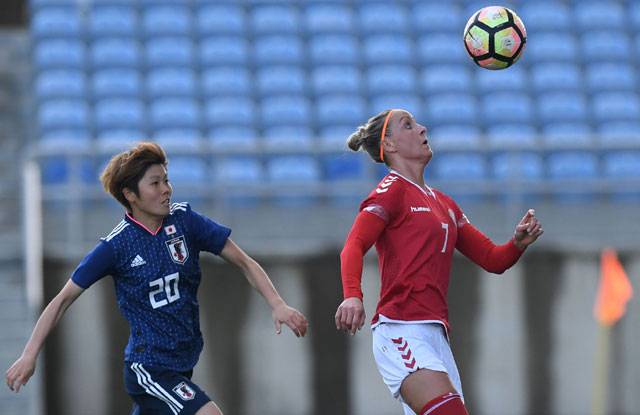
[359, 171, 474, 330]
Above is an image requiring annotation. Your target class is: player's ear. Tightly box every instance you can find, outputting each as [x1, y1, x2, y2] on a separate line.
[123, 187, 136, 203]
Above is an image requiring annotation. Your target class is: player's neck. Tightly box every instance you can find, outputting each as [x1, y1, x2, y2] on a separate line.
[390, 162, 426, 188]
[127, 210, 164, 234]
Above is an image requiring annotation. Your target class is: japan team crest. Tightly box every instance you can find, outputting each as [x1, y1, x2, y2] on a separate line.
[166, 236, 189, 265]
[172, 382, 196, 401]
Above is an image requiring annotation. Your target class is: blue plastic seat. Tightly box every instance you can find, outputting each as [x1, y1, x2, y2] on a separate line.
[263, 126, 313, 149]
[486, 124, 538, 149]
[492, 152, 544, 181]
[92, 69, 141, 97]
[165, 157, 207, 184]
[91, 38, 142, 68]
[35, 70, 86, 99]
[323, 155, 365, 181]
[421, 65, 471, 93]
[142, 6, 192, 37]
[150, 98, 201, 130]
[597, 122, 640, 147]
[417, 34, 467, 64]
[145, 37, 194, 67]
[631, 2, 640, 28]
[364, 35, 413, 64]
[196, 5, 246, 36]
[38, 99, 90, 130]
[31, 0, 81, 7]
[592, 92, 640, 122]
[34, 39, 85, 69]
[531, 63, 582, 92]
[94, 98, 145, 130]
[370, 94, 422, 120]
[205, 97, 256, 128]
[40, 129, 91, 147]
[547, 151, 599, 180]
[428, 125, 482, 150]
[527, 32, 577, 62]
[260, 95, 311, 127]
[304, 4, 354, 34]
[433, 153, 488, 181]
[586, 64, 636, 92]
[42, 156, 95, 185]
[200, 37, 249, 66]
[311, 65, 362, 95]
[254, 36, 304, 65]
[481, 92, 533, 123]
[96, 131, 147, 152]
[32, 7, 82, 38]
[358, 3, 408, 34]
[309, 35, 359, 64]
[146, 68, 197, 98]
[519, 2, 571, 31]
[581, 31, 631, 62]
[412, 3, 464, 33]
[603, 151, 640, 178]
[319, 125, 354, 149]
[201, 67, 252, 97]
[88, 6, 137, 37]
[475, 66, 527, 92]
[541, 123, 593, 148]
[367, 65, 417, 94]
[208, 127, 258, 150]
[214, 157, 262, 184]
[537, 92, 588, 123]
[267, 156, 321, 205]
[154, 130, 203, 151]
[252, 6, 300, 34]
[426, 93, 478, 124]
[256, 66, 306, 96]
[575, 2, 625, 30]
[316, 95, 366, 126]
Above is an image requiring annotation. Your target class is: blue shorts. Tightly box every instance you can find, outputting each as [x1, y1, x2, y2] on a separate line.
[124, 362, 212, 415]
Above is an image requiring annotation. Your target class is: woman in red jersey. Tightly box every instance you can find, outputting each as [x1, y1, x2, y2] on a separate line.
[334, 109, 543, 415]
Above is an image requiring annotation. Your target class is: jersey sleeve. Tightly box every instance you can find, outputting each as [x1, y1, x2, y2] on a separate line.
[71, 241, 116, 289]
[186, 205, 232, 255]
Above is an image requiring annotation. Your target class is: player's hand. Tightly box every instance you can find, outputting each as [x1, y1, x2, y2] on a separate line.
[335, 297, 366, 335]
[513, 209, 543, 249]
[5, 355, 36, 393]
[272, 304, 308, 338]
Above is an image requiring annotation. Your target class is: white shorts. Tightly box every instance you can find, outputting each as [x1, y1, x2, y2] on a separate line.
[372, 322, 464, 415]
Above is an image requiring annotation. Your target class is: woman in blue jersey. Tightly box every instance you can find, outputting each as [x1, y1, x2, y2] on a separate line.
[6, 142, 308, 415]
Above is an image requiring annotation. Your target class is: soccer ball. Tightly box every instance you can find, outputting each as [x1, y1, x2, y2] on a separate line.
[463, 6, 527, 70]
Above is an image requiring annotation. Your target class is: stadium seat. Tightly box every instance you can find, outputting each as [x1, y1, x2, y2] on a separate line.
[154, 130, 203, 151]
[40, 129, 91, 148]
[531, 63, 582, 92]
[96, 131, 147, 152]
[256, 66, 307, 96]
[91, 38, 142, 68]
[267, 156, 321, 205]
[363, 35, 413, 64]
[145, 37, 195, 67]
[165, 156, 207, 184]
[417, 34, 467, 64]
[474, 66, 527, 92]
[94, 98, 145, 130]
[92, 69, 141, 98]
[486, 124, 538, 150]
[146, 68, 197, 98]
[201, 67, 252, 97]
[31, 7, 82, 38]
[537, 92, 588, 123]
[358, 3, 409, 34]
[541, 122, 593, 148]
[370, 94, 422, 120]
[411, 2, 464, 33]
[200, 37, 249, 66]
[208, 126, 258, 150]
[254, 35, 304, 65]
[251, 6, 300, 34]
[547, 151, 599, 180]
[196, 4, 246, 36]
[428, 125, 482, 150]
[260, 95, 311, 127]
[205, 97, 256, 128]
[575, 2, 625, 30]
[432, 153, 487, 181]
[323, 154, 365, 181]
[263, 126, 313, 149]
[319, 125, 354, 149]
[311, 65, 362, 95]
[304, 4, 354, 34]
[31, 0, 80, 7]
[426, 93, 478, 124]
[526, 32, 578, 62]
[149, 98, 201, 129]
[88, 6, 137, 37]
[421, 65, 472, 93]
[35, 70, 87, 99]
[519, 2, 571, 31]
[492, 152, 544, 181]
[367, 65, 417, 95]
[592, 92, 640, 122]
[38, 99, 90, 130]
[214, 157, 263, 184]
[142, 5, 192, 37]
[316, 95, 366, 126]
[585, 64, 636, 92]
[597, 122, 640, 147]
[580, 31, 631, 62]
[631, 2, 640, 28]
[603, 151, 640, 201]
[41, 156, 96, 185]
[308, 35, 359, 64]
[34, 39, 85, 69]
[481, 92, 533, 123]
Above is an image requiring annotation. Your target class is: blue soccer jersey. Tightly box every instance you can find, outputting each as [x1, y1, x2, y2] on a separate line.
[71, 202, 231, 372]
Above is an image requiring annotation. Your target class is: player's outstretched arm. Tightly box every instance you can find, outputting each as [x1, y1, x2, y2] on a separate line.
[220, 239, 308, 337]
[513, 209, 543, 250]
[5, 279, 84, 392]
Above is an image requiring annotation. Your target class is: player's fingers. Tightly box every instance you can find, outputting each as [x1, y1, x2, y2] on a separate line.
[334, 307, 343, 330]
[350, 308, 364, 334]
[274, 319, 282, 335]
[527, 218, 538, 233]
[336, 307, 349, 331]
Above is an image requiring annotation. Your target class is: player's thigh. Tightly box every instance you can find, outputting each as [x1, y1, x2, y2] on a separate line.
[195, 401, 223, 415]
[400, 368, 457, 413]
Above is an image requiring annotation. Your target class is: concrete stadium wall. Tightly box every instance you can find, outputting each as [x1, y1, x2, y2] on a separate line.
[37, 250, 640, 415]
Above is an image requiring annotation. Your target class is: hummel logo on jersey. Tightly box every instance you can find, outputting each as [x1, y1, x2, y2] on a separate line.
[130, 255, 146, 268]
[410, 206, 431, 212]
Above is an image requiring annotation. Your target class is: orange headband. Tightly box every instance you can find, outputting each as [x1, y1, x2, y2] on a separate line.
[379, 110, 394, 162]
